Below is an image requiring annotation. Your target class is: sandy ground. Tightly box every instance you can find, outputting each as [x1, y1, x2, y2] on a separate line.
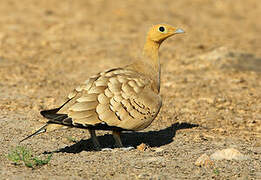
[0, 0, 261, 179]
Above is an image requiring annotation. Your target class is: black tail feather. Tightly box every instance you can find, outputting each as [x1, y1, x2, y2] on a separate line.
[40, 99, 71, 119]
[20, 99, 72, 142]
[20, 124, 48, 143]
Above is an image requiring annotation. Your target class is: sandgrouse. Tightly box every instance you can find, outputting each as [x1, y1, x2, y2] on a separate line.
[21, 24, 184, 149]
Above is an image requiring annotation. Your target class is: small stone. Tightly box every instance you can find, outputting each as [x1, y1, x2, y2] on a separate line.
[210, 148, 248, 161]
[137, 143, 149, 151]
[195, 154, 214, 167]
[120, 146, 134, 151]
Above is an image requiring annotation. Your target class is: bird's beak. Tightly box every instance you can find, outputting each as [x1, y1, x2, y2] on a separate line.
[175, 28, 185, 34]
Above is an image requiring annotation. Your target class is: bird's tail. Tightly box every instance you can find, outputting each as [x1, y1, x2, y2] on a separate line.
[20, 123, 69, 143]
[20, 124, 48, 143]
[20, 99, 72, 143]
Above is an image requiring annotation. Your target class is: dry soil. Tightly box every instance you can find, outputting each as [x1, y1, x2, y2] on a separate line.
[0, 0, 261, 179]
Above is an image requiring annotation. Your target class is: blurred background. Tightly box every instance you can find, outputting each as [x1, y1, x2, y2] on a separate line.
[0, 0, 260, 179]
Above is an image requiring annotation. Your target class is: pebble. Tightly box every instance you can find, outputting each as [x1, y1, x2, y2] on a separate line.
[210, 148, 249, 161]
[101, 146, 134, 151]
[195, 154, 214, 167]
[137, 143, 150, 151]
[101, 148, 113, 151]
[120, 146, 135, 151]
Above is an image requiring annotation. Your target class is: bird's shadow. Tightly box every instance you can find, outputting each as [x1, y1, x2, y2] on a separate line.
[44, 122, 198, 154]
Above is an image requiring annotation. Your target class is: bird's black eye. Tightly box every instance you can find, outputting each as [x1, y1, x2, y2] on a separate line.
[159, 26, 165, 32]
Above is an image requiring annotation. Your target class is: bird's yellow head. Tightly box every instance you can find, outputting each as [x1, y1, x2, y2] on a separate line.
[147, 24, 184, 43]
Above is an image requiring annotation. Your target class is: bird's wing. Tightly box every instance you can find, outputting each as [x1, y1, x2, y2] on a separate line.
[44, 67, 162, 131]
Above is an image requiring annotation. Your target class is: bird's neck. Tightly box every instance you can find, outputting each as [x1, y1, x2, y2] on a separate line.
[142, 39, 160, 63]
[142, 39, 161, 92]
[127, 39, 161, 93]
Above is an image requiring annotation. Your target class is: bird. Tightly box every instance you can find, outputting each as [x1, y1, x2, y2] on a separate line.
[20, 24, 184, 150]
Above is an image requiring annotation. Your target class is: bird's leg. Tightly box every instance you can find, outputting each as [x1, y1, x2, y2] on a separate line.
[112, 130, 123, 148]
[88, 129, 101, 151]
